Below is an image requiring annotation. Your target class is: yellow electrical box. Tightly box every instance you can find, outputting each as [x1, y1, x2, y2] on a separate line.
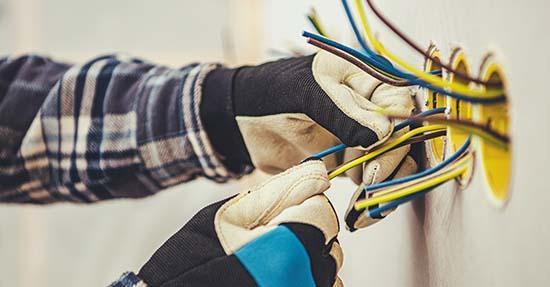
[447, 48, 473, 187]
[477, 56, 511, 203]
[447, 48, 472, 151]
[424, 45, 446, 164]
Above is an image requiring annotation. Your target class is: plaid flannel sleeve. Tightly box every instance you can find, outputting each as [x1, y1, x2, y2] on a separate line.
[0, 54, 250, 204]
[108, 272, 146, 287]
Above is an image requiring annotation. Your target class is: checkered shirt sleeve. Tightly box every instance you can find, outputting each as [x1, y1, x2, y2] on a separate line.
[0, 54, 248, 203]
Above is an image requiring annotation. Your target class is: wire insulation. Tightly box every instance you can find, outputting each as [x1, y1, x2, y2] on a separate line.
[307, 38, 412, 86]
[353, 0, 504, 99]
[363, 0, 501, 88]
[303, 32, 506, 104]
[354, 154, 471, 210]
[328, 125, 446, 179]
[365, 137, 471, 193]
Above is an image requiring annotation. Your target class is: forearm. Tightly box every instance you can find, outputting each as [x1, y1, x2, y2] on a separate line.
[0, 54, 251, 204]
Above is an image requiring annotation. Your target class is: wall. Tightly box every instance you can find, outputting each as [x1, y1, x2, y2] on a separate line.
[259, 0, 550, 286]
[1, 0, 550, 286]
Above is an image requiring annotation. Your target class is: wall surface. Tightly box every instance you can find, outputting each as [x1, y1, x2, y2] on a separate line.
[259, 0, 550, 286]
[1, 0, 549, 286]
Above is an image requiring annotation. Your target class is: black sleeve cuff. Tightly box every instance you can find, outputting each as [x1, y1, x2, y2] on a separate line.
[200, 67, 252, 173]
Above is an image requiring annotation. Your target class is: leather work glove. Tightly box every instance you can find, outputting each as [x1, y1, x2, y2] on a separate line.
[343, 144, 419, 231]
[137, 160, 343, 287]
[201, 50, 415, 174]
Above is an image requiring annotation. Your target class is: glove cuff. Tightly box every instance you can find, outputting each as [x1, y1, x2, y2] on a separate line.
[201, 67, 252, 173]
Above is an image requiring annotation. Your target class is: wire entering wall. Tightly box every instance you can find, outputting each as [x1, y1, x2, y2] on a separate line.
[352, 0, 503, 99]
[363, 0, 502, 88]
[301, 1, 510, 219]
[302, 0, 507, 104]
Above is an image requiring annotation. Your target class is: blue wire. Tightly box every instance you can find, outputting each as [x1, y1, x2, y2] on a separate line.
[338, 0, 505, 103]
[311, 143, 347, 159]
[303, 31, 506, 104]
[367, 139, 470, 217]
[340, 0, 394, 69]
[365, 137, 471, 194]
[367, 183, 442, 218]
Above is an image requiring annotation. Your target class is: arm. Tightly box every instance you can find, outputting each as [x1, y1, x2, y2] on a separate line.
[0, 55, 247, 203]
[1, 51, 415, 206]
[110, 161, 342, 287]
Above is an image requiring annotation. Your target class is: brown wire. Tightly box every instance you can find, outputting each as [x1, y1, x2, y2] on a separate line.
[394, 130, 447, 149]
[365, 0, 502, 88]
[307, 37, 413, 87]
[390, 114, 510, 144]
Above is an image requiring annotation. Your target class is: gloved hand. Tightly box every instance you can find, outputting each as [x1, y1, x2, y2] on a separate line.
[342, 129, 419, 231]
[138, 160, 343, 287]
[201, 50, 415, 174]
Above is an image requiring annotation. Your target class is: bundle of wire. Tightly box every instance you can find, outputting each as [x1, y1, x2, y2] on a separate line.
[302, 0, 506, 104]
[355, 138, 472, 215]
[309, 118, 472, 216]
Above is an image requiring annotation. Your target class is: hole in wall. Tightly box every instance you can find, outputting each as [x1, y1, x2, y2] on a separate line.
[447, 48, 474, 188]
[423, 45, 446, 165]
[477, 55, 512, 204]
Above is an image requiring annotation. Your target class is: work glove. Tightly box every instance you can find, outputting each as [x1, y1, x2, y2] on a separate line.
[201, 50, 415, 174]
[137, 160, 343, 287]
[342, 124, 419, 231]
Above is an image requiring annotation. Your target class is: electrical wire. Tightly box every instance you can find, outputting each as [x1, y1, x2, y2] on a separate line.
[354, 154, 472, 210]
[389, 114, 510, 149]
[309, 108, 446, 161]
[328, 125, 446, 179]
[365, 136, 471, 194]
[394, 107, 446, 131]
[307, 8, 330, 37]
[340, 0, 397, 72]
[363, 0, 501, 88]
[353, 0, 505, 100]
[303, 32, 505, 104]
[367, 183, 439, 218]
[307, 37, 412, 86]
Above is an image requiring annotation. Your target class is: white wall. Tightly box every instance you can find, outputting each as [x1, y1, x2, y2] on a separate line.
[1, 0, 549, 286]
[259, 0, 550, 286]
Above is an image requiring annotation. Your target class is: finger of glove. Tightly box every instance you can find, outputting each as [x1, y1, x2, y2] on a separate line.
[368, 83, 415, 117]
[343, 148, 364, 185]
[344, 155, 418, 231]
[215, 160, 330, 246]
[344, 183, 389, 231]
[334, 276, 344, 287]
[329, 241, 344, 275]
[392, 155, 418, 179]
[269, 194, 339, 245]
[362, 145, 411, 186]
[311, 51, 397, 148]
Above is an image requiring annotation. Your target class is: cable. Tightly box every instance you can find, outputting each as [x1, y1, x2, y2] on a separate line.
[367, 184, 438, 218]
[353, 0, 505, 99]
[307, 8, 330, 37]
[328, 125, 446, 179]
[303, 32, 506, 104]
[395, 130, 447, 148]
[309, 108, 447, 161]
[394, 107, 446, 131]
[366, 136, 471, 193]
[311, 143, 347, 160]
[390, 114, 510, 149]
[307, 37, 412, 86]
[354, 154, 471, 210]
[340, 0, 397, 72]
[363, 0, 501, 88]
